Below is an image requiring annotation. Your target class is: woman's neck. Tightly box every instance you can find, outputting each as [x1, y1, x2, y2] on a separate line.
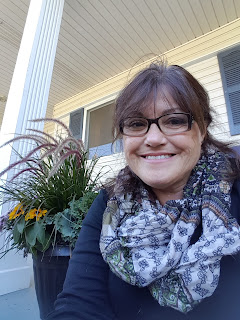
[152, 187, 184, 205]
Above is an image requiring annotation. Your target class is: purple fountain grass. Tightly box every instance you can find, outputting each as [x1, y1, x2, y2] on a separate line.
[0, 143, 56, 180]
[0, 118, 102, 256]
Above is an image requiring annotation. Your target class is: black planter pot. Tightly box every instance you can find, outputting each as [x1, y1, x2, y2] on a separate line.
[33, 246, 71, 320]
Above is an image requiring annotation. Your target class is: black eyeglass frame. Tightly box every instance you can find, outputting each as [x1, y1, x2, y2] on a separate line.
[119, 112, 194, 137]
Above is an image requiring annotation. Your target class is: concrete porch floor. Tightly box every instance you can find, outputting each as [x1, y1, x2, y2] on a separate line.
[0, 285, 41, 320]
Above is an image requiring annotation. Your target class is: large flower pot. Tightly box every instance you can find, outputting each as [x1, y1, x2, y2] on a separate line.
[32, 246, 71, 320]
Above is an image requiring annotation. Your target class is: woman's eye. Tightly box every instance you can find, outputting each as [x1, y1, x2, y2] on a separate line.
[131, 121, 145, 128]
[126, 120, 146, 129]
[164, 116, 187, 126]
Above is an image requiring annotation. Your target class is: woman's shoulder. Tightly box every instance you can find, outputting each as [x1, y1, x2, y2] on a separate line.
[95, 188, 109, 206]
[232, 178, 240, 192]
[230, 179, 240, 223]
[88, 188, 109, 208]
[82, 189, 109, 228]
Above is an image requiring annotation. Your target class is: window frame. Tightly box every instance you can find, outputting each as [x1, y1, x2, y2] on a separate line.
[81, 93, 119, 158]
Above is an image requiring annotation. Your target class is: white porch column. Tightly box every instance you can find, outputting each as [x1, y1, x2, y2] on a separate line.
[0, 0, 64, 295]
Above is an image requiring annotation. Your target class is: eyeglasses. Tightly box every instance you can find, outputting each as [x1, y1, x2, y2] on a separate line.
[120, 112, 194, 137]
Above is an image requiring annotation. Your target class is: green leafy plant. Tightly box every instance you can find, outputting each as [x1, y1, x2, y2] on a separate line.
[0, 118, 102, 256]
[54, 191, 98, 247]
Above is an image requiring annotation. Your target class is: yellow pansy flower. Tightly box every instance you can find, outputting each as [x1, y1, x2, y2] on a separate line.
[25, 208, 38, 221]
[9, 204, 24, 220]
[36, 209, 47, 221]
[25, 208, 47, 221]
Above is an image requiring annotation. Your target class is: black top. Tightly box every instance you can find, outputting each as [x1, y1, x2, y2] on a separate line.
[47, 180, 240, 320]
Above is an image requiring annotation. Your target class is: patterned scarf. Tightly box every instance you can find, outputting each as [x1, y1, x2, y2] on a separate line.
[100, 149, 240, 313]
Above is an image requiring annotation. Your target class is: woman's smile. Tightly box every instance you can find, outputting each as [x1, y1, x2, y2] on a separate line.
[141, 153, 175, 160]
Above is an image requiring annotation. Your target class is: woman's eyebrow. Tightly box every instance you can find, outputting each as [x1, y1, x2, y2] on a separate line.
[127, 107, 183, 118]
[128, 111, 145, 117]
[159, 107, 182, 116]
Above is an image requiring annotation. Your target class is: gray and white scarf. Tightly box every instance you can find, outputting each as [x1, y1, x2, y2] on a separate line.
[100, 149, 240, 313]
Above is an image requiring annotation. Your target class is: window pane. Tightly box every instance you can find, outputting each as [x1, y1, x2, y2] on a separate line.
[70, 108, 84, 139]
[88, 103, 114, 157]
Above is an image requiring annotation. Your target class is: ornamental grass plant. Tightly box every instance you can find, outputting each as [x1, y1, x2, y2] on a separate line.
[0, 118, 101, 257]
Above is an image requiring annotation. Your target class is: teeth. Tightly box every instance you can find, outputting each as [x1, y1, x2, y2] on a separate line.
[146, 155, 172, 159]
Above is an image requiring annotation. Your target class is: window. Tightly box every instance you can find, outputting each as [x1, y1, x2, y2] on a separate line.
[218, 46, 240, 135]
[69, 108, 84, 140]
[88, 102, 117, 158]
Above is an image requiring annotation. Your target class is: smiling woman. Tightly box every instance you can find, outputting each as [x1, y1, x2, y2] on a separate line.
[47, 61, 240, 320]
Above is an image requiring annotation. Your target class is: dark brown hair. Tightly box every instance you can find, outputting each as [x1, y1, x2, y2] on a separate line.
[107, 60, 240, 194]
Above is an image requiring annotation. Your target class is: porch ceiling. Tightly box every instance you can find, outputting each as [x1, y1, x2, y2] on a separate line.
[0, 0, 240, 125]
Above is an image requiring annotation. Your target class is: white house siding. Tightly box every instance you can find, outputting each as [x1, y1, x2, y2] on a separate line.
[186, 56, 240, 146]
[93, 152, 126, 184]
[51, 19, 240, 180]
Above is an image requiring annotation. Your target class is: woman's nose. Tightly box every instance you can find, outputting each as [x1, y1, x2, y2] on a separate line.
[144, 123, 167, 146]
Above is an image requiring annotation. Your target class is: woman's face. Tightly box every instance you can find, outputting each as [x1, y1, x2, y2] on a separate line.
[123, 90, 205, 202]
